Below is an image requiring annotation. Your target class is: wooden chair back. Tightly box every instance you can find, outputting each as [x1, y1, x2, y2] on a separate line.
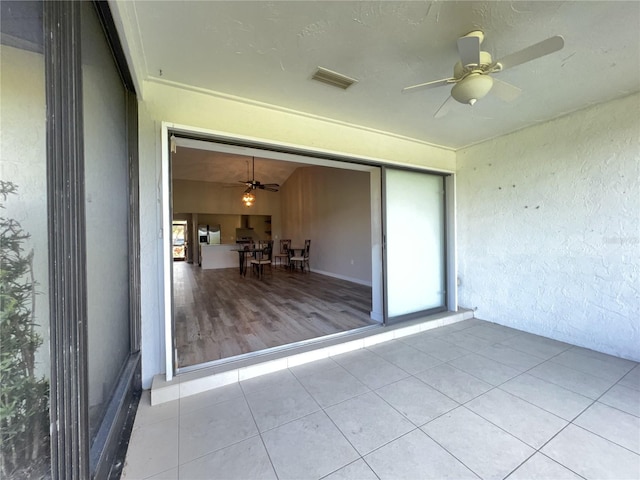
[280, 239, 291, 254]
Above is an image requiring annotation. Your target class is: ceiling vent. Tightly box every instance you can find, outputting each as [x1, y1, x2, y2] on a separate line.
[311, 67, 358, 90]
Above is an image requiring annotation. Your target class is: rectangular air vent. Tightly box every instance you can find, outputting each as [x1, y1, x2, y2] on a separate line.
[311, 67, 358, 89]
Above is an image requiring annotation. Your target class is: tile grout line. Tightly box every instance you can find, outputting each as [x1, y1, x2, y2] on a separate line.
[498, 355, 640, 478]
[400, 337, 585, 478]
[239, 365, 377, 478]
[450, 343, 592, 444]
[238, 380, 282, 480]
[291, 365, 371, 464]
[158, 321, 638, 479]
[564, 374, 640, 455]
[176, 396, 181, 479]
[502, 449, 587, 480]
[289, 356, 453, 478]
[417, 420, 486, 480]
[297, 349, 483, 478]
[436, 334, 620, 421]
[174, 399, 266, 474]
[317, 457, 381, 480]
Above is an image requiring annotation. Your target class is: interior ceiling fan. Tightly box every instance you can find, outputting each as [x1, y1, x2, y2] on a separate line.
[239, 157, 279, 193]
[402, 31, 565, 117]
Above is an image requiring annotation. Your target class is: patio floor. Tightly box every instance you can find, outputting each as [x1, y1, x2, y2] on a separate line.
[121, 318, 640, 480]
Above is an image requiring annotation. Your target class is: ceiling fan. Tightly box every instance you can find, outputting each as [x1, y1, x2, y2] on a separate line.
[402, 31, 565, 117]
[239, 157, 279, 193]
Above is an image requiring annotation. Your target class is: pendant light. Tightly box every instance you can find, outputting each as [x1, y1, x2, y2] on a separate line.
[241, 159, 255, 207]
[242, 191, 255, 207]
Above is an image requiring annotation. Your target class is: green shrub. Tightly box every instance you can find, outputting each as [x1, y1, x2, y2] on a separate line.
[0, 181, 50, 478]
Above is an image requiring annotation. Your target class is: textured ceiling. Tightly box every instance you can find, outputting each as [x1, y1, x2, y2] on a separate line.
[112, 1, 640, 150]
[171, 148, 308, 186]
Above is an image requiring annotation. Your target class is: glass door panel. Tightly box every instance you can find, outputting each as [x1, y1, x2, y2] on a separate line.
[385, 169, 445, 319]
[81, 1, 131, 443]
[0, 2, 51, 476]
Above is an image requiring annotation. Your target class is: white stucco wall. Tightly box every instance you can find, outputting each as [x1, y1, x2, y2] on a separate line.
[138, 101, 165, 389]
[457, 93, 640, 361]
[137, 81, 455, 388]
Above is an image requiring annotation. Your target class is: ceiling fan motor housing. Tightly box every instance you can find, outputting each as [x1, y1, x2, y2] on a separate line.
[452, 73, 494, 105]
[453, 51, 493, 77]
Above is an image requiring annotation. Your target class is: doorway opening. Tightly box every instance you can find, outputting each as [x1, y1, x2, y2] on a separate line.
[172, 221, 187, 261]
[162, 125, 455, 379]
[168, 135, 382, 373]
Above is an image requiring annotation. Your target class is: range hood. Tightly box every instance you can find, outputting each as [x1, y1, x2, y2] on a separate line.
[240, 215, 253, 229]
[236, 215, 254, 243]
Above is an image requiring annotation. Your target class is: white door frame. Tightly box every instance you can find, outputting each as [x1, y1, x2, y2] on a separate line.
[160, 121, 456, 381]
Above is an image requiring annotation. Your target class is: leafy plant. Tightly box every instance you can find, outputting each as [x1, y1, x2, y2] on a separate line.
[0, 181, 50, 478]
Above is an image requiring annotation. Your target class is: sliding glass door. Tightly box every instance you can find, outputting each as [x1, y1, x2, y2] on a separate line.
[1, 2, 51, 477]
[384, 168, 446, 321]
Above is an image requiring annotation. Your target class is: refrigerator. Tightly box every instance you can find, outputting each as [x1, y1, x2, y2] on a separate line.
[198, 224, 221, 245]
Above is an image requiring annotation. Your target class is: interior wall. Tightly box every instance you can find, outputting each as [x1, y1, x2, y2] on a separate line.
[280, 166, 372, 285]
[172, 179, 281, 243]
[457, 93, 640, 361]
[137, 81, 454, 388]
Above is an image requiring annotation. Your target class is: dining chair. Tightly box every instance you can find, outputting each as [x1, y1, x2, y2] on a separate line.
[289, 239, 310, 272]
[242, 244, 253, 272]
[274, 239, 291, 268]
[251, 241, 273, 278]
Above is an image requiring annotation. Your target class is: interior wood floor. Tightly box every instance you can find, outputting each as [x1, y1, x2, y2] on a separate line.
[173, 261, 374, 368]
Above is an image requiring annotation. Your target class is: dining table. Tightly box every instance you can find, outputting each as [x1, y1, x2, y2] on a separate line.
[231, 248, 267, 276]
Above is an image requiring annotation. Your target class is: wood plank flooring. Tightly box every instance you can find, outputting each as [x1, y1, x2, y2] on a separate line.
[173, 262, 374, 368]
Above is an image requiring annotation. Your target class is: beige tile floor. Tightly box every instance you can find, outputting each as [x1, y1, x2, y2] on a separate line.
[121, 319, 640, 480]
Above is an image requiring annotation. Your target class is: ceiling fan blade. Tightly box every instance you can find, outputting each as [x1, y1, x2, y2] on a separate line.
[256, 183, 279, 191]
[494, 35, 564, 71]
[244, 186, 252, 194]
[457, 34, 481, 67]
[491, 77, 522, 102]
[434, 95, 455, 119]
[402, 77, 455, 94]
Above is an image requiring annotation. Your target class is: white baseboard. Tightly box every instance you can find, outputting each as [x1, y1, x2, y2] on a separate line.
[310, 268, 372, 287]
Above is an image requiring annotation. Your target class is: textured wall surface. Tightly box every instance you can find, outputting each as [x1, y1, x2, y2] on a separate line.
[457, 93, 640, 361]
[138, 102, 164, 389]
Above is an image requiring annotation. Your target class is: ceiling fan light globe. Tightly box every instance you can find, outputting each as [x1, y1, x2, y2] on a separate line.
[242, 192, 255, 207]
[451, 73, 494, 105]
